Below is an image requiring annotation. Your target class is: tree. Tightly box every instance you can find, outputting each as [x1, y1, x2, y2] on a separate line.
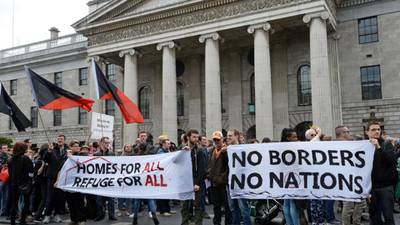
[0, 137, 13, 147]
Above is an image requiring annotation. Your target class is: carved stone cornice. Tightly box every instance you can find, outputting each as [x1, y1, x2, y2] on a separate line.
[85, 0, 316, 46]
[247, 23, 272, 34]
[119, 48, 142, 58]
[156, 41, 179, 51]
[339, 0, 377, 8]
[199, 32, 222, 43]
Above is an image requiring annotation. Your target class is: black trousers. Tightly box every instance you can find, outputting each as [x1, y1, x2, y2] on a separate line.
[369, 186, 395, 225]
[211, 185, 232, 225]
[10, 185, 30, 225]
[66, 192, 86, 223]
[44, 179, 62, 216]
[157, 200, 171, 213]
[34, 180, 47, 220]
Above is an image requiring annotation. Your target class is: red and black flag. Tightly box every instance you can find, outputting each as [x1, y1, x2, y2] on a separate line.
[25, 67, 95, 111]
[91, 60, 144, 123]
[0, 82, 31, 132]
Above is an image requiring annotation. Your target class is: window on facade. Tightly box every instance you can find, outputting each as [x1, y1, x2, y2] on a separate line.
[10, 79, 17, 96]
[106, 64, 115, 81]
[105, 100, 115, 116]
[360, 65, 382, 100]
[78, 107, 87, 125]
[177, 82, 184, 116]
[54, 72, 62, 87]
[139, 86, 150, 119]
[9, 118, 14, 130]
[298, 65, 312, 106]
[53, 110, 62, 126]
[79, 68, 88, 86]
[359, 16, 378, 44]
[249, 73, 255, 115]
[31, 106, 38, 128]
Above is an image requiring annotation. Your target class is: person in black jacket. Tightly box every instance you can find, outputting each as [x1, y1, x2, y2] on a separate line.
[65, 141, 86, 225]
[52, 135, 68, 217]
[8, 142, 33, 225]
[208, 131, 232, 225]
[33, 144, 48, 222]
[367, 121, 397, 225]
[181, 129, 206, 225]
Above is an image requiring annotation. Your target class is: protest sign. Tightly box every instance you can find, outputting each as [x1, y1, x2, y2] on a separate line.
[91, 112, 114, 140]
[228, 141, 374, 201]
[57, 151, 194, 200]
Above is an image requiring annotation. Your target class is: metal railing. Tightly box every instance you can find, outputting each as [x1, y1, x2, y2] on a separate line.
[0, 34, 87, 59]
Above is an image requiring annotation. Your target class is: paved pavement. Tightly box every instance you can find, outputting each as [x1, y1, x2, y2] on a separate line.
[1, 204, 400, 225]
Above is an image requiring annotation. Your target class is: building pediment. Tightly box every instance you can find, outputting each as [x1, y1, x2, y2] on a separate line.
[73, 0, 199, 31]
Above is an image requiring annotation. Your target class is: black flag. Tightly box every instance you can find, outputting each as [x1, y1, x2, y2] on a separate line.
[0, 82, 31, 132]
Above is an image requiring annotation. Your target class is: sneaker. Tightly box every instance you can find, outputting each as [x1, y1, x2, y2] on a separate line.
[129, 214, 134, 218]
[203, 212, 211, 219]
[78, 222, 86, 225]
[117, 211, 122, 217]
[162, 212, 172, 217]
[148, 212, 153, 218]
[53, 214, 63, 223]
[328, 219, 341, 225]
[169, 210, 177, 214]
[42, 216, 51, 224]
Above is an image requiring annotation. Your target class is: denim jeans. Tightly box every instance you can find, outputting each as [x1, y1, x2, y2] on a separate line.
[96, 196, 115, 217]
[283, 199, 300, 225]
[324, 200, 336, 222]
[230, 198, 251, 225]
[0, 181, 9, 215]
[132, 199, 156, 216]
[118, 198, 132, 212]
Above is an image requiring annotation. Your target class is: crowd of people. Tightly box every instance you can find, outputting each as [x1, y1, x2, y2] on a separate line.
[0, 120, 399, 225]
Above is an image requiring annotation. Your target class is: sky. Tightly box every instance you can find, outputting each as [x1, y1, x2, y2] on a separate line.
[0, 0, 89, 50]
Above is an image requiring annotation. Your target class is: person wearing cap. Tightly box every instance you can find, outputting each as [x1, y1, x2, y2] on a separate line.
[207, 131, 232, 225]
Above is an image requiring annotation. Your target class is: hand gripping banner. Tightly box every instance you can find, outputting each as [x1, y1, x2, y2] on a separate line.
[57, 151, 194, 200]
[228, 141, 375, 201]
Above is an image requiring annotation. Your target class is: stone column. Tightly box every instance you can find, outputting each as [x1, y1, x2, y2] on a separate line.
[199, 32, 222, 138]
[156, 41, 178, 144]
[272, 41, 289, 139]
[303, 12, 334, 136]
[248, 23, 274, 141]
[188, 56, 202, 131]
[119, 49, 140, 144]
[227, 51, 243, 132]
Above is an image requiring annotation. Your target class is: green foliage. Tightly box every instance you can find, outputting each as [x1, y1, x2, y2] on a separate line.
[0, 137, 13, 147]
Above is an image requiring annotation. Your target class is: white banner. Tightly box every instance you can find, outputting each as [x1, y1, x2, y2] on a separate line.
[57, 151, 194, 200]
[91, 112, 114, 140]
[228, 141, 375, 201]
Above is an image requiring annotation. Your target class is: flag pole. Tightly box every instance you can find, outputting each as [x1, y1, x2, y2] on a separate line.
[24, 66, 51, 145]
[37, 108, 51, 145]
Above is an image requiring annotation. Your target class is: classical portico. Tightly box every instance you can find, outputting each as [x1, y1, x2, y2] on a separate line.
[73, 0, 342, 144]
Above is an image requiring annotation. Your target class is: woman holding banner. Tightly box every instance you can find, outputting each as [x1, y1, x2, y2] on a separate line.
[280, 128, 301, 225]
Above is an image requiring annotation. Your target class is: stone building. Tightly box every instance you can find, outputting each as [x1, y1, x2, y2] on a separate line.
[0, 0, 399, 148]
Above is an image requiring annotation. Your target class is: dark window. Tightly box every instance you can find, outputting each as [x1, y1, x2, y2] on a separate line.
[360, 65, 382, 100]
[31, 106, 38, 128]
[106, 64, 115, 81]
[177, 82, 184, 116]
[79, 68, 88, 86]
[359, 16, 378, 44]
[249, 73, 255, 115]
[78, 107, 87, 125]
[10, 79, 17, 95]
[298, 65, 312, 106]
[54, 72, 62, 87]
[9, 118, 14, 130]
[105, 100, 115, 116]
[139, 86, 150, 119]
[53, 110, 62, 126]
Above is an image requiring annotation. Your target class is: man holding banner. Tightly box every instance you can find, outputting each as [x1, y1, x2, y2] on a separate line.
[366, 121, 397, 225]
[93, 137, 117, 222]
